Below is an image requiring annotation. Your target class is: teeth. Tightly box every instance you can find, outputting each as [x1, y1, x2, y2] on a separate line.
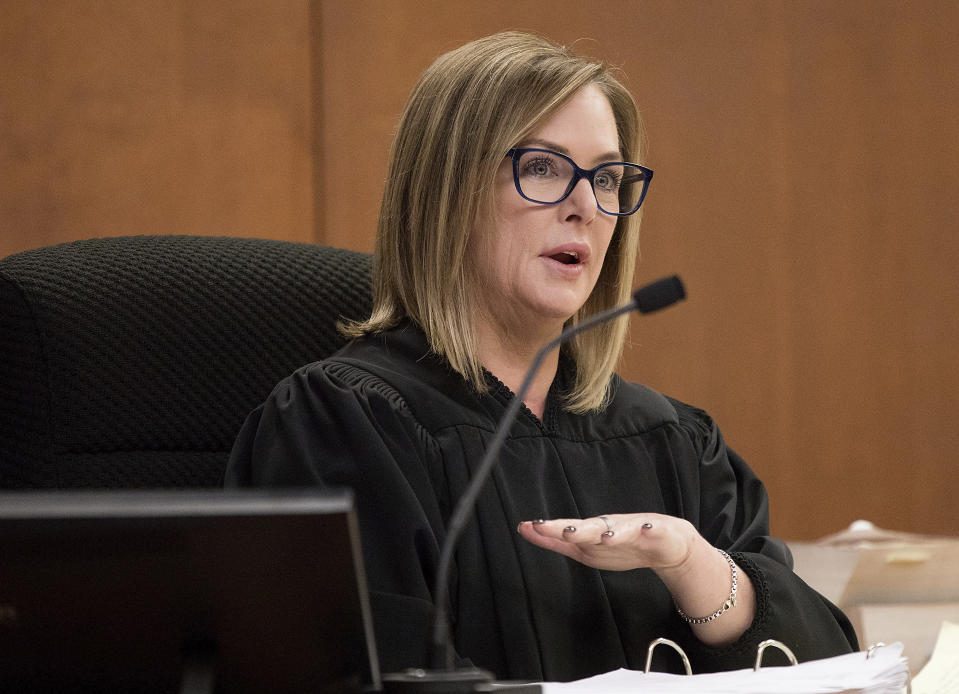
[549, 250, 581, 265]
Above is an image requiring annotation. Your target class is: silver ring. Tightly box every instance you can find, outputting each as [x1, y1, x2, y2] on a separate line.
[599, 516, 614, 538]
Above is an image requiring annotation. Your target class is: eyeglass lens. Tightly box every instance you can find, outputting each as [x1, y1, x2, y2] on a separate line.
[515, 150, 648, 215]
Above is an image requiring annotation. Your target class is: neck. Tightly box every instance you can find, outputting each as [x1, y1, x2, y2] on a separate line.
[474, 315, 562, 420]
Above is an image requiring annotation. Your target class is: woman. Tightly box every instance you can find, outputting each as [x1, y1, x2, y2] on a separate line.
[226, 31, 857, 681]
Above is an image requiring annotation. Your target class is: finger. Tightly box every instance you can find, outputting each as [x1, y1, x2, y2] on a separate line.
[521, 517, 620, 544]
[517, 522, 588, 560]
[555, 517, 613, 545]
[600, 518, 657, 547]
[597, 515, 616, 541]
[520, 518, 586, 540]
[517, 519, 574, 541]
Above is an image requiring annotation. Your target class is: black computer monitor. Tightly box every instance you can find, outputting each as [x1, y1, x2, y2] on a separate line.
[0, 488, 380, 693]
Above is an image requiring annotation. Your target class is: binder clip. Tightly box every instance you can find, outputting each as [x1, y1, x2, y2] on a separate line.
[644, 638, 692, 676]
[645, 637, 800, 676]
[754, 639, 798, 670]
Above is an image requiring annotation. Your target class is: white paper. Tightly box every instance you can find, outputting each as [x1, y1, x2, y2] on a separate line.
[539, 642, 908, 694]
[911, 621, 959, 694]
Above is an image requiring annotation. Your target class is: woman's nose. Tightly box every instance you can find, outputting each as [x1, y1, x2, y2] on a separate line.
[563, 177, 599, 223]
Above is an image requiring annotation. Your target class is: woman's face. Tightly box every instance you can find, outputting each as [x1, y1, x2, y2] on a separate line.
[472, 84, 621, 336]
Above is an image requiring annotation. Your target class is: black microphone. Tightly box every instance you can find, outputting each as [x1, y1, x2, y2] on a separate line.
[634, 275, 686, 314]
[381, 275, 686, 693]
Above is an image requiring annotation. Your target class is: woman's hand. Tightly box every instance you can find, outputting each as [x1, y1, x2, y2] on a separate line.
[517, 513, 756, 647]
[516, 513, 697, 573]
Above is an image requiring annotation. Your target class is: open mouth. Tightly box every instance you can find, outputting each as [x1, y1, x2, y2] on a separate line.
[549, 251, 581, 265]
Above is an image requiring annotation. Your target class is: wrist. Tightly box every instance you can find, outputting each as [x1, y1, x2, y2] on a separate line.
[654, 539, 739, 622]
[652, 530, 712, 583]
[674, 548, 738, 624]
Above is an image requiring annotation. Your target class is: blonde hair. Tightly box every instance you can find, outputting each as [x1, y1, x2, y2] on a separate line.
[343, 31, 646, 413]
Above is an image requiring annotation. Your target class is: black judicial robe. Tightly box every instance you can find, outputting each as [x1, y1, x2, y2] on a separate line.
[226, 322, 857, 681]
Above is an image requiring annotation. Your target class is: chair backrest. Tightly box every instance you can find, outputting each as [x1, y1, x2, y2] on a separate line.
[0, 235, 372, 489]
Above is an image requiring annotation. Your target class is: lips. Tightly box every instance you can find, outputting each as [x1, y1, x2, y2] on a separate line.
[543, 243, 590, 266]
[550, 250, 579, 264]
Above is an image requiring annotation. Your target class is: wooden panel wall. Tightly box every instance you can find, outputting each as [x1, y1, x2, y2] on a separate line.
[0, 1, 314, 258]
[316, 0, 959, 540]
[3, 1, 957, 541]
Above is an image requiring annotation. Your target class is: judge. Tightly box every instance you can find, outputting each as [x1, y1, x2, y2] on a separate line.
[226, 31, 857, 681]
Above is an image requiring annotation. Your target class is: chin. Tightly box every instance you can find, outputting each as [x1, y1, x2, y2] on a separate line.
[537, 300, 587, 324]
[512, 287, 593, 329]
[548, 290, 592, 317]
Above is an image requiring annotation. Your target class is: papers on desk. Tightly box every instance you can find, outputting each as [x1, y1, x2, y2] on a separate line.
[911, 621, 959, 694]
[538, 642, 908, 694]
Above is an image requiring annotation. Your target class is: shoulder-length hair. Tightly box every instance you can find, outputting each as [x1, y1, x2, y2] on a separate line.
[343, 31, 647, 413]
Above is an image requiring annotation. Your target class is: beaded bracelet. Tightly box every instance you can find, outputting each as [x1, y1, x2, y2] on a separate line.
[675, 548, 738, 624]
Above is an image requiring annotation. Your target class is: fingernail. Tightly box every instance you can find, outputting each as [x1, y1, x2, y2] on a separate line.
[563, 526, 577, 533]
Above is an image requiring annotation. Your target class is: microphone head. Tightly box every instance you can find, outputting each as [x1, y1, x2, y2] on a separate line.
[633, 275, 686, 314]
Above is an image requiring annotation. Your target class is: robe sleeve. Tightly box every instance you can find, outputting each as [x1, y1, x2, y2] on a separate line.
[670, 399, 860, 669]
[225, 360, 449, 673]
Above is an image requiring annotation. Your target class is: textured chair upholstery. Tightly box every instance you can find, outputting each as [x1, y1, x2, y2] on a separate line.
[0, 235, 372, 489]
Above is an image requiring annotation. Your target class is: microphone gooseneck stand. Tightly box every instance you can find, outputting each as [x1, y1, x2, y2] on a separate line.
[381, 276, 686, 693]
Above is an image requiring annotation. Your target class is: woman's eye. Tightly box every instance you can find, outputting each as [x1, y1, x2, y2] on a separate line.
[523, 157, 556, 177]
[594, 169, 622, 192]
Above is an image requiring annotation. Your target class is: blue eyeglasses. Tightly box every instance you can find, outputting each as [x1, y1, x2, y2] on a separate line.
[507, 147, 654, 216]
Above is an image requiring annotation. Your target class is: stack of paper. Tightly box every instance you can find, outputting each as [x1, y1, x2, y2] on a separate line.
[911, 622, 959, 694]
[539, 642, 908, 694]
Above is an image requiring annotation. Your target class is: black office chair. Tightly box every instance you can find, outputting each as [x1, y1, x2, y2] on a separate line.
[0, 235, 372, 489]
